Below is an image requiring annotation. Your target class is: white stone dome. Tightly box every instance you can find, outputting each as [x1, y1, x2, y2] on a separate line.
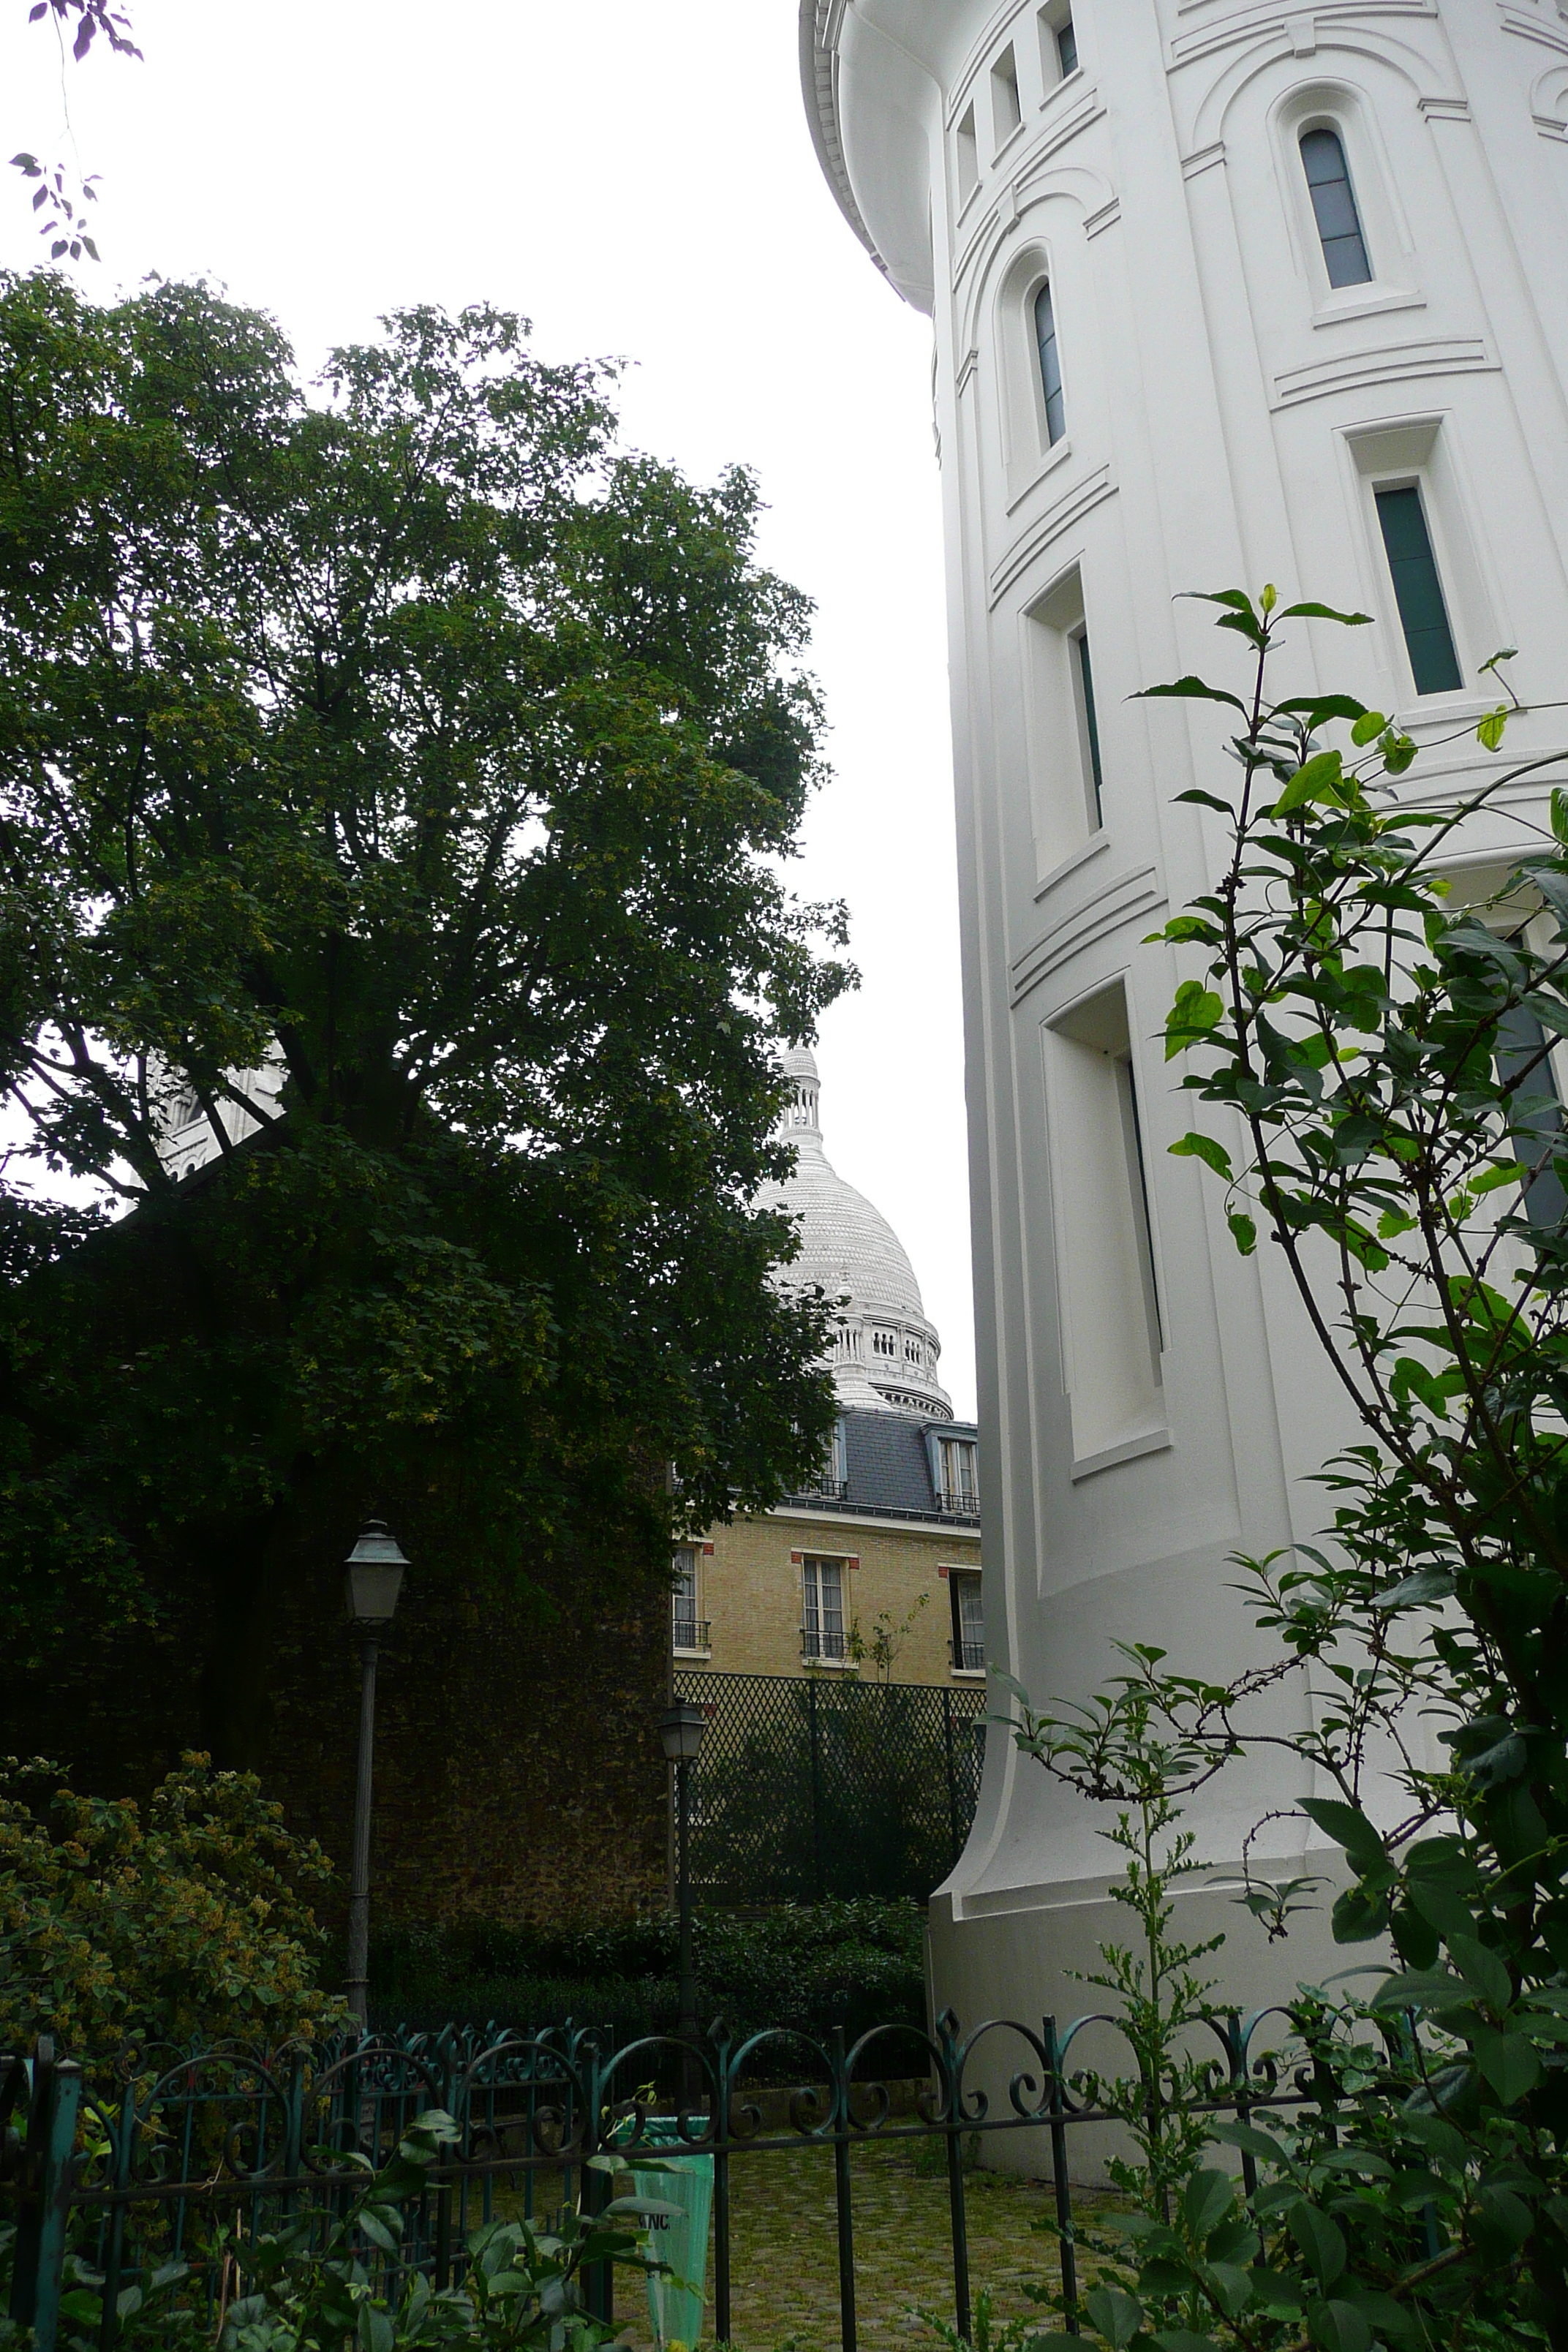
[763, 1045, 951, 1417]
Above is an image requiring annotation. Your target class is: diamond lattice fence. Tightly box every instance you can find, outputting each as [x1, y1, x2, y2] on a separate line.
[674, 1669, 987, 1904]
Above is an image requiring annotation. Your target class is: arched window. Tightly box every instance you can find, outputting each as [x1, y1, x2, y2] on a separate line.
[1300, 127, 1371, 287]
[1033, 282, 1066, 445]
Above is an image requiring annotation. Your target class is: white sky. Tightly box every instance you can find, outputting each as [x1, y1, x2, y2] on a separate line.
[0, 0, 976, 1420]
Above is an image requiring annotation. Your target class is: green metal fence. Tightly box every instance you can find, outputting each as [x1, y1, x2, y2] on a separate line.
[674, 1669, 987, 1904]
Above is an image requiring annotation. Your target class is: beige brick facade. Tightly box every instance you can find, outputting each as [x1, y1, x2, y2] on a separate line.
[677, 1507, 984, 1689]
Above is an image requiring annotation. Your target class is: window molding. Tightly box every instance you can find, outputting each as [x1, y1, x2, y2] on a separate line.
[1270, 82, 1417, 320]
[1022, 562, 1107, 880]
[1041, 977, 1167, 1465]
[994, 239, 1074, 502]
[1341, 416, 1504, 704]
[1038, 0, 1081, 94]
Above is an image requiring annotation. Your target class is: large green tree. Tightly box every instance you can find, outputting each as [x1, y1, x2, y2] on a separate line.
[0, 271, 849, 1754]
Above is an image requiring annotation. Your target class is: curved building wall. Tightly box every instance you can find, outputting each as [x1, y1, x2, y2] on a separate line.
[803, 0, 1568, 2051]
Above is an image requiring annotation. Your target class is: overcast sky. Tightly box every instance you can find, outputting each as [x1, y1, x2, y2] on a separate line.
[0, 0, 977, 1418]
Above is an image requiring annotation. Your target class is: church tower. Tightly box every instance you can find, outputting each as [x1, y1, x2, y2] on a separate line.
[801, 0, 1568, 2029]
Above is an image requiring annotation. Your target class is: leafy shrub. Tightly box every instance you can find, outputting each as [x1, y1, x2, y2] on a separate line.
[366, 1897, 927, 2061]
[0, 1752, 344, 2061]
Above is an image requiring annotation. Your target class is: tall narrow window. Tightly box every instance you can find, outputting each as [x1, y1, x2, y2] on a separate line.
[1496, 992, 1567, 1235]
[949, 1572, 985, 1673]
[1120, 1053, 1164, 1354]
[672, 1547, 701, 1653]
[991, 45, 1022, 144]
[1056, 14, 1079, 75]
[1034, 282, 1066, 445]
[956, 105, 979, 206]
[1043, 984, 1165, 1463]
[802, 1556, 846, 1661]
[1375, 486, 1463, 694]
[1300, 128, 1371, 287]
[1074, 630, 1104, 827]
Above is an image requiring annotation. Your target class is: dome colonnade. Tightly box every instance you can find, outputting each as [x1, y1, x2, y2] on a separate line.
[800, 0, 1568, 2046]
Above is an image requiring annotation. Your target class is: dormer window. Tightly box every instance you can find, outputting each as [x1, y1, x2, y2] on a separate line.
[937, 1436, 979, 1511]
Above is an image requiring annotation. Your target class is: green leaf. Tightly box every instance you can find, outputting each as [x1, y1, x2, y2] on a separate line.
[1166, 981, 1224, 1060]
[1289, 2202, 1346, 2291]
[1274, 749, 1345, 815]
[1382, 730, 1417, 774]
[1474, 2030, 1540, 2104]
[1085, 2286, 1145, 2348]
[1332, 1880, 1392, 1942]
[1212, 2121, 1291, 2165]
[1183, 2170, 1235, 2241]
[1551, 788, 1568, 846]
[1449, 1931, 1511, 2013]
[1226, 1210, 1258, 1255]
[355, 2206, 400, 2255]
[1309, 2299, 1372, 2352]
[1350, 710, 1387, 746]
[1138, 675, 1252, 717]
[1299, 1796, 1386, 1873]
[357, 2305, 395, 2352]
[1275, 695, 1368, 725]
[1477, 705, 1509, 751]
[1203, 2264, 1254, 2321]
[1275, 601, 1374, 626]
[1169, 1131, 1233, 1180]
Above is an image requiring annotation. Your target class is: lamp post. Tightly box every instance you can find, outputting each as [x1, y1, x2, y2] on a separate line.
[343, 1519, 408, 2027]
[659, 1701, 707, 2073]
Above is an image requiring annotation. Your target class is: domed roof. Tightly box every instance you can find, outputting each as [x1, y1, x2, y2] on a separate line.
[763, 1045, 950, 1416]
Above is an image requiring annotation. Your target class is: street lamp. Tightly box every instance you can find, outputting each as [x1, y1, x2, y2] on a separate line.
[659, 1701, 707, 2069]
[343, 1520, 409, 2027]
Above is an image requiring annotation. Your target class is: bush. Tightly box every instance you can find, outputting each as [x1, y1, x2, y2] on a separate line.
[0, 1752, 344, 2062]
[365, 1897, 927, 2064]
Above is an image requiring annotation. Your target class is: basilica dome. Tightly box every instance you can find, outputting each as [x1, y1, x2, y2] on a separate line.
[762, 1045, 952, 1419]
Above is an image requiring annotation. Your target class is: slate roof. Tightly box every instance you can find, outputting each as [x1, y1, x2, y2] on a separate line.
[783, 1407, 981, 1531]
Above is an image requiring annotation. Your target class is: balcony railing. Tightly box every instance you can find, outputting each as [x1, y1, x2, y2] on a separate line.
[801, 1627, 849, 1661]
[938, 1486, 980, 1515]
[950, 1638, 986, 1673]
[674, 1618, 712, 1654]
[791, 1474, 849, 1501]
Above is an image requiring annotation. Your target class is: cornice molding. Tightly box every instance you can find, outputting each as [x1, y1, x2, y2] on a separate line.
[799, 0, 890, 278]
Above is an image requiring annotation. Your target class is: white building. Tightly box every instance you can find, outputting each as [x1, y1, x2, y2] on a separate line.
[799, 0, 1568, 2036]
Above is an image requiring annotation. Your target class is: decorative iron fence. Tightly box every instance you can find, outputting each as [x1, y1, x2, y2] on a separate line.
[674, 1668, 987, 1904]
[2, 2008, 1323, 2352]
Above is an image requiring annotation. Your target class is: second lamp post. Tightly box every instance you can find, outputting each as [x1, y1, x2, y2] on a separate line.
[659, 1700, 707, 2063]
[344, 1519, 409, 2027]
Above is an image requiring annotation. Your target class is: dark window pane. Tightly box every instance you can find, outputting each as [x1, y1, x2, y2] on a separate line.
[1375, 485, 1463, 694]
[1034, 281, 1066, 444]
[1057, 17, 1078, 75]
[1077, 630, 1104, 826]
[1300, 127, 1371, 287]
[1497, 995, 1567, 1235]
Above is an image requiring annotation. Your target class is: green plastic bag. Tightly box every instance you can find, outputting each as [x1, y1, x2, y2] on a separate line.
[621, 2117, 712, 2351]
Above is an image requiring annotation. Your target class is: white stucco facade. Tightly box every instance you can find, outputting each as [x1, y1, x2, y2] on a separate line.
[800, 0, 1568, 2043]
